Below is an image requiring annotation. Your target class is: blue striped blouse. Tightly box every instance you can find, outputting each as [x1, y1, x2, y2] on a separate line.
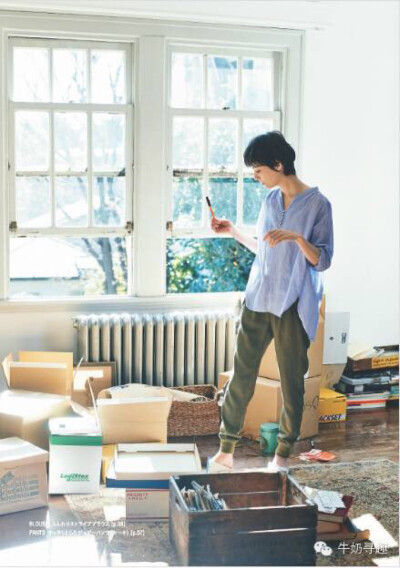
[244, 187, 334, 341]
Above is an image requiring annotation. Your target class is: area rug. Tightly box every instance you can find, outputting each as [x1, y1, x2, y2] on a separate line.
[291, 459, 399, 566]
[65, 459, 398, 566]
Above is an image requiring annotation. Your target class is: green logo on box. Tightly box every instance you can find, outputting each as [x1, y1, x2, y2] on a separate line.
[60, 473, 89, 482]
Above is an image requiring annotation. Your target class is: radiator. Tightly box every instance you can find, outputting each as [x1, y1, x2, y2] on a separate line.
[73, 311, 236, 387]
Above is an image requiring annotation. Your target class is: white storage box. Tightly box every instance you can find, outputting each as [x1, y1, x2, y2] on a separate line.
[48, 417, 102, 494]
[0, 437, 48, 515]
[106, 443, 202, 520]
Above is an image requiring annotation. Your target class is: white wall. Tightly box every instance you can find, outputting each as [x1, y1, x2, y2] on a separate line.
[301, 0, 399, 344]
[0, 0, 398, 361]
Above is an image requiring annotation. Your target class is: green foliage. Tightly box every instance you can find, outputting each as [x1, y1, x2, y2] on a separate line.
[167, 237, 254, 293]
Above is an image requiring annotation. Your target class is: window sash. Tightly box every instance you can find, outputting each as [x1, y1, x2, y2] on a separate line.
[8, 38, 133, 238]
[167, 44, 282, 236]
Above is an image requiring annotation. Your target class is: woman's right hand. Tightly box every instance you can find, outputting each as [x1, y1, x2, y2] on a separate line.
[211, 217, 234, 235]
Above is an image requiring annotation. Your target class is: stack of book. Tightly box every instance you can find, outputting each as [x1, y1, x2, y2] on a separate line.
[336, 345, 399, 411]
[303, 487, 370, 542]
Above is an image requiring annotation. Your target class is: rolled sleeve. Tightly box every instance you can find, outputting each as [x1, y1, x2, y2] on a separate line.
[310, 201, 334, 272]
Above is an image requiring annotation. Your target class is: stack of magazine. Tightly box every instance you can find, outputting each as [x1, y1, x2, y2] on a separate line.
[336, 345, 399, 410]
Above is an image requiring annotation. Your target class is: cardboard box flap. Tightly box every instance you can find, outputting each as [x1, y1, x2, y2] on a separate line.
[320, 388, 346, 401]
[19, 351, 73, 390]
[113, 443, 201, 480]
[1, 353, 13, 387]
[118, 443, 197, 454]
[0, 437, 48, 467]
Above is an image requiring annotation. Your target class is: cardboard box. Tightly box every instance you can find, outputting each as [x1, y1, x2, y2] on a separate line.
[96, 384, 173, 445]
[0, 390, 71, 450]
[106, 443, 202, 520]
[318, 388, 347, 423]
[218, 371, 321, 440]
[320, 363, 346, 389]
[0, 437, 48, 515]
[258, 299, 326, 381]
[2, 352, 72, 396]
[72, 364, 113, 408]
[48, 417, 102, 494]
[346, 345, 399, 373]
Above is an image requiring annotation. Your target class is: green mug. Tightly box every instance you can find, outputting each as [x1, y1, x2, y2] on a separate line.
[259, 423, 279, 456]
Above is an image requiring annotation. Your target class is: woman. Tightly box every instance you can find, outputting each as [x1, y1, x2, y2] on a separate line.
[209, 131, 334, 473]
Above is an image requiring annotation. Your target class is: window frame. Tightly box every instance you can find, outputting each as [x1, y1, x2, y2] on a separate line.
[0, 11, 303, 306]
[7, 36, 134, 297]
[166, 43, 283, 239]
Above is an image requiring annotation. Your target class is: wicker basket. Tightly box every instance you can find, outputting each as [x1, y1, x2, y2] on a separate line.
[167, 385, 220, 437]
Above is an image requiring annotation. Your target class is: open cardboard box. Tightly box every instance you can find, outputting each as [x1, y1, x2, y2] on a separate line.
[106, 443, 202, 520]
[72, 362, 115, 407]
[96, 383, 173, 444]
[2, 351, 73, 396]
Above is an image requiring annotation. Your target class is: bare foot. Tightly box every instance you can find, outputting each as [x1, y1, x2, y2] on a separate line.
[272, 454, 288, 468]
[211, 450, 233, 469]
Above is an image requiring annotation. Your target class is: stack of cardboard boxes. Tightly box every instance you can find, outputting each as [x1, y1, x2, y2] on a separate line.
[0, 352, 202, 520]
[218, 300, 351, 439]
[99, 384, 202, 520]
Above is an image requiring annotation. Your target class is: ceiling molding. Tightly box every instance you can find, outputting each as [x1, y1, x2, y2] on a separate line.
[0, 1, 332, 30]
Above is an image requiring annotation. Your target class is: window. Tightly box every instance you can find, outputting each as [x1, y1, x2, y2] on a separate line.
[8, 38, 133, 298]
[166, 46, 282, 293]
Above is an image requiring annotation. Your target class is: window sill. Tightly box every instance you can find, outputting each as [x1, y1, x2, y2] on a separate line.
[0, 291, 244, 313]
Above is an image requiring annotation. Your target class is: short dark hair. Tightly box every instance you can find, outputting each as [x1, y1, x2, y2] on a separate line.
[243, 131, 296, 175]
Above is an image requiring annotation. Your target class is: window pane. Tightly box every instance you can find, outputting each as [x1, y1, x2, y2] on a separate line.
[54, 112, 87, 172]
[93, 176, 125, 226]
[13, 47, 49, 102]
[166, 238, 253, 293]
[173, 117, 204, 170]
[10, 236, 129, 297]
[92, 113, 125, 171]
[55, 176, 88, 227]
[16, 176, 51, 228]
[15, 111, 49, 171]
[207, 56, 237, 110]
[242, 58, 273, 111]
[53, 49, 87, 103]
[243, 119, 274, 152]
[91, 50, 126, 104]
[172, 177, 202, 228]
[243, 178, 267, 226]
[209, 177, 237, 224]
[171, 53, 203, 108]
[209, 119, 237, 172]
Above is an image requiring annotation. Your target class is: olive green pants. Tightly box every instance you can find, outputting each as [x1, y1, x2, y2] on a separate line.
[219, 301, 310, 458]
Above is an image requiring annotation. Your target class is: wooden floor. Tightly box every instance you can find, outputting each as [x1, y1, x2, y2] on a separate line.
[0, 404, 398, 567]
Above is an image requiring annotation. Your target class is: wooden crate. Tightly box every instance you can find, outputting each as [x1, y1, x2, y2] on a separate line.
[169, 471, 317, 566]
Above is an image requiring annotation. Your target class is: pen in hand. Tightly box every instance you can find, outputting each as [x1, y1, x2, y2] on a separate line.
[206, 196, 215, 218]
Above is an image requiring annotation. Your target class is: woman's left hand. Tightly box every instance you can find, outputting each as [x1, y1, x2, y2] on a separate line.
[264, 229, 301, 246]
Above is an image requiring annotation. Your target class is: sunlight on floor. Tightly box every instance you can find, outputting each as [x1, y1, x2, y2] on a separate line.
[373, 556, 400, 567]
[353, 514, 398, 548]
